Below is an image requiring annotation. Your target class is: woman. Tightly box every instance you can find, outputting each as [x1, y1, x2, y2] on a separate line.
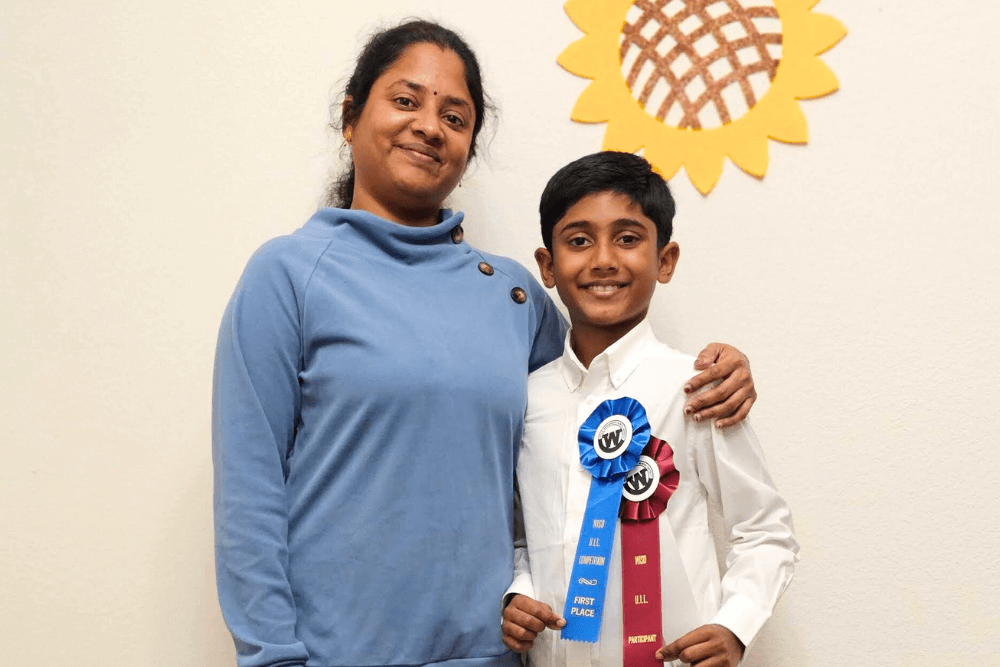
[213, 19, 756, 667]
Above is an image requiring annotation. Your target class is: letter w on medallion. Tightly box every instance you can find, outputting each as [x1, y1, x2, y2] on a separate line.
[598, 427, 625, 455]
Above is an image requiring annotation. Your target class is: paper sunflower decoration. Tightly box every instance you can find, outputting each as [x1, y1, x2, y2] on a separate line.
[558, 0, 847, 193]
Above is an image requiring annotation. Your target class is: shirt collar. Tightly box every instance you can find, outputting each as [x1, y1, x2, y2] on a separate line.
[558, 319, 657, 392]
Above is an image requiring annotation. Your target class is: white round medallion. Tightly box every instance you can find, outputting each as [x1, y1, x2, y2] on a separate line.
[622, 455, 660, 502]
[593, 414, 633, 460]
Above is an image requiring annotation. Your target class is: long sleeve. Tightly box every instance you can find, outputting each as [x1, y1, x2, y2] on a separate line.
[510, 277, 563, 602]
[212, 240, 312, 667]
[525, 277, 568, 374]
[693, 420, 799, 648]
[505, 478, 536, 605]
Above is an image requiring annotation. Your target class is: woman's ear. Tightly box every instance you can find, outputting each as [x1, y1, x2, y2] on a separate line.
[534, 247, 556, 288]
[342, 96, 355, 143]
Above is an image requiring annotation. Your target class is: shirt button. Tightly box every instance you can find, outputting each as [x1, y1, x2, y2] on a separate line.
[510, 287, 527, 304]
[450, 225, 464, 244]
[478, 261, 494, 276]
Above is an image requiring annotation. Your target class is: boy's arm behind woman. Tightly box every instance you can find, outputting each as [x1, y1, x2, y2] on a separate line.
[503, 479, 565, 653]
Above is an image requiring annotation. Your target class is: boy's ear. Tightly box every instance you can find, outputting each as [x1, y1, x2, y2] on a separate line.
[534, 247, 557, 288]
[657, 242, 680, 284]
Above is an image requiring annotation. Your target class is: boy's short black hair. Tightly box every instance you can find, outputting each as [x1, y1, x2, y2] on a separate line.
[539, 151, 675, 251]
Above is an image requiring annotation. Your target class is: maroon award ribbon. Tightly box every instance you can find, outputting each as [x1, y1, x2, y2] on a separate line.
[619, 436, 679, 667]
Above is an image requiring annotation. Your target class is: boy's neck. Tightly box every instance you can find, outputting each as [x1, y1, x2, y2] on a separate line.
[569, 317, 644, 370]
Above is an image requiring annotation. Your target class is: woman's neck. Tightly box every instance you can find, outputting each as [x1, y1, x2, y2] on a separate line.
[351, 188, 440, 228]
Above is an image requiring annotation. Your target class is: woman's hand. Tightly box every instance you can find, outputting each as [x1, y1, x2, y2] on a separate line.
[684, 343, 756, 428]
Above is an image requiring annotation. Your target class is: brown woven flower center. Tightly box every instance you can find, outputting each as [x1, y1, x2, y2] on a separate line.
[619, 0, 783, 130]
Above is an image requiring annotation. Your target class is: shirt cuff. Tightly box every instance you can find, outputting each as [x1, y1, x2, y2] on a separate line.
[710, 594, 770, 650]
[502, 571, 536, 610]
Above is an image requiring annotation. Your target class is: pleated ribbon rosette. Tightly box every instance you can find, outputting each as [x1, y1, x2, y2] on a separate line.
[561, 397, 649, 643]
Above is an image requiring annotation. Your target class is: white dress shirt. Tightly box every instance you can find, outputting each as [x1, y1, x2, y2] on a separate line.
[509, 320, 798, 667]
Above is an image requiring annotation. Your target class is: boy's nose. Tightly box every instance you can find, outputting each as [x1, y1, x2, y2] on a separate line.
[591, 241, 618, 271]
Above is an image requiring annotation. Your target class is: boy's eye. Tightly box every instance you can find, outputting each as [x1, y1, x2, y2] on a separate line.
[568, 236, 590, 247]
[618, 234, 640, 245]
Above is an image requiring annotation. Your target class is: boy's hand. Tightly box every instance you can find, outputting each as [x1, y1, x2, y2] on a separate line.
[685, 343, 756, 429]
[655, 624, 745, 666]
[501, 594, 566, 653]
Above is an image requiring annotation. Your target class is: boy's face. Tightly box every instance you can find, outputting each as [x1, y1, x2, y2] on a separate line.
[534, 191, 679, 340]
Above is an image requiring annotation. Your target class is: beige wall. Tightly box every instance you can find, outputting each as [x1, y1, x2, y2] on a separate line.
[2, 1, 998, 665]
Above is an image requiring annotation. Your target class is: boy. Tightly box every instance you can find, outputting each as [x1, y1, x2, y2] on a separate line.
[502, 152, 798, 667]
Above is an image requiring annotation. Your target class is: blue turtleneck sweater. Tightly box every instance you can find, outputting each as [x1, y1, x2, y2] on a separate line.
[213, 208, 566, 667]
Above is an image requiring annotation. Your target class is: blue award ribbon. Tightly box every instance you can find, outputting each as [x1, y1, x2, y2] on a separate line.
[561, 397, 650, 643]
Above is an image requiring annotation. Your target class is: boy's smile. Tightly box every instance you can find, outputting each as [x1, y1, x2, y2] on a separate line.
[535, 191, 679, 366]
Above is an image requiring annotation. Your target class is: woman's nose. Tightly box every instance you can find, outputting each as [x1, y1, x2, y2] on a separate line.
[411, 108, 444, 142]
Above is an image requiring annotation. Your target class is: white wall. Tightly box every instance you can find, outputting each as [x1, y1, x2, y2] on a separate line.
[2, 1, 998, 665]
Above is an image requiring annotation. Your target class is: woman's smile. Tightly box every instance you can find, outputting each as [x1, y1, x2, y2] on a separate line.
[397, 142, 441, 164]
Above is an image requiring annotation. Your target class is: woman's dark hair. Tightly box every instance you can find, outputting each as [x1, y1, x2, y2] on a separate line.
[327, 19, 491, 208]
[539, 151, 676, 251]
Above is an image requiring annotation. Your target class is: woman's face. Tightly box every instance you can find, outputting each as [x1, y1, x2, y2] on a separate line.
[347, 43, 476, 222]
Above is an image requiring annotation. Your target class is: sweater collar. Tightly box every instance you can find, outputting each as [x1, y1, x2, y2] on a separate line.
[304, 207, 467, 264]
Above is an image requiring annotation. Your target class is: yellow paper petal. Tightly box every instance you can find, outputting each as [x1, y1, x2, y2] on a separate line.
[571, 79, 620, 123]
[803, 12, 848, 55]
[793, 57, 839, 99]
[642, 140, 683, 181]
[727, 133, 770, 177]
[767, 101, 808, 143]
[564, 0, 627, 34]
[681, 139, 726, 194]
[601, 115, 644, 155]
[684, 162, 724, 195]
[557, 36, 601, 79]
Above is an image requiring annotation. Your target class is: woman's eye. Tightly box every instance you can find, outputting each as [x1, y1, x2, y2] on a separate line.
[444, 114, 466, 127]
[395, 97, 415, 108]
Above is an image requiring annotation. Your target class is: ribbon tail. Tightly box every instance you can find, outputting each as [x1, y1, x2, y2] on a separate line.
[621, 520, 663, 667]
[561, 477, 625, 643]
